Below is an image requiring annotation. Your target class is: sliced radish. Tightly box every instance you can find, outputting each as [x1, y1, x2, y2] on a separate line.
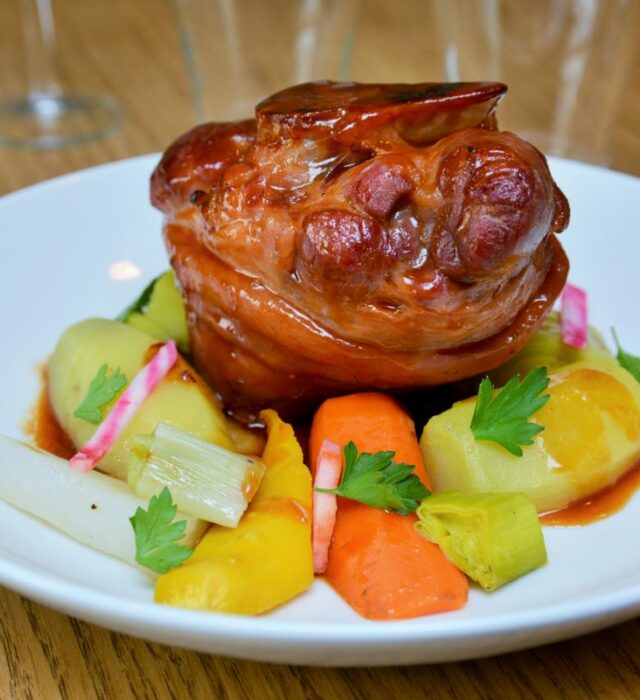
[561, 283, 588, 349]
[312, 439, 343, 575]
[70, 341, 178, 473]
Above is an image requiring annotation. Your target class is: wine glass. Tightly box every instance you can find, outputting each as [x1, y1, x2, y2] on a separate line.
[0, 0, 122, 149]
[435, 0, 639, 166]
[173, 0, 360, 122]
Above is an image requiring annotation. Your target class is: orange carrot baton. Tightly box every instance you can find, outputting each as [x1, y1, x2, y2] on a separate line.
[309, 392, 468, 620]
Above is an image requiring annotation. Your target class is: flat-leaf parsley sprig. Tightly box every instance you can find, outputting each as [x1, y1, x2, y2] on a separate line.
[612, 328, 640, 384]
[315, 441, 430, 515]
[130, 487, 194, 574]
[74, 363, 128, 425]
[470, 367, 551, 457]
[116, 272, 162, 322]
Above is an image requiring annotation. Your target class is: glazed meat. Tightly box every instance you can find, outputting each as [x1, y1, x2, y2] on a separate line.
[151, 81, 569, 418]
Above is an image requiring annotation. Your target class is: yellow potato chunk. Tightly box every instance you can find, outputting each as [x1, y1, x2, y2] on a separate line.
[421, 358, 640, 513]
[48, 318, 234, 480]
[154, 409, 313, 614]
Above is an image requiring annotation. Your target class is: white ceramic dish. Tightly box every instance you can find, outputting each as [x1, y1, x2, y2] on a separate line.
[1, 155, 639, 666]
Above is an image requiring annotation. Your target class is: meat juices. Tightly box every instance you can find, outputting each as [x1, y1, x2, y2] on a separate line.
[151, 81, 569, 418]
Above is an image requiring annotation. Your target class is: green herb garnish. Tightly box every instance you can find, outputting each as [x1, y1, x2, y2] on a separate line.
[130, 487, 194, 574]
[116, 272, 163, 322]
[470, 367, 550, 457]
[612, 328, 640, 383]
[73, 363, 128, 425]
[315, 442, 430, 515]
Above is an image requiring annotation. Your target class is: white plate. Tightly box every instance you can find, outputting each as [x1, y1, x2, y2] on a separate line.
[1, 154, 639, 666]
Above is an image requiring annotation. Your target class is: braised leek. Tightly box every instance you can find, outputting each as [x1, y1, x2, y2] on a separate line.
[416, 491, 547, 591]
[128, 423, 265, 527]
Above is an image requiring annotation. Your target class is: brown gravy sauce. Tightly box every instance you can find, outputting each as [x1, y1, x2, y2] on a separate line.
[540, 463, 640, 526]
[25, 374, 75, 460]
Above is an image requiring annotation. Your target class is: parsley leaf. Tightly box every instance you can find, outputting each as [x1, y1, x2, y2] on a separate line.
[116, 272, 163, 322]
[470, 367, 550, 457]
[73, 364, 128, 425]
[612, 328, 640, 383]
[130, 487, 194, 574]
[315, 441, 430, 515]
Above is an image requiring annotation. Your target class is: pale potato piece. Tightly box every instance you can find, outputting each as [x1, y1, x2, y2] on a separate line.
[421, 358, 640, 513]
[49, 318, 234, 480]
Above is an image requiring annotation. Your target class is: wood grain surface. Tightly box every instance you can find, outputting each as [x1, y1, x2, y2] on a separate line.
[1, 1, 640, 698]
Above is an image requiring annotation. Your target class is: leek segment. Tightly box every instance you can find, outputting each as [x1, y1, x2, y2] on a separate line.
[416, 491, 547, 591]
[128, 423, 265, 527]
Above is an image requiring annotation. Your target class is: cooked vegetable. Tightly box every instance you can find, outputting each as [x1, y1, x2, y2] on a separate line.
[309, 392, 467, 620]
[561, 283, 588, 349]
[316, 441, 430, 514]
[154, 410, 313, 614]
[416, 492, 547, 591]
[312, 439, 342, 574]
[74, 364, 128, 425]
[422, 358, 640, 513]
[470, 367, 550, 457]
[612, 329, 640, 384]
[49, 318, 234, 481]
[122, 270, 190, 353]
[130, 487, 195, 574]
[226, 417, 266, 456]
[0, 435, 205, 568]
[129, 423, 265, 526]
[490, 311, 611, 387]
[70, 341, 178, 472]
[116, 273, 161, 322]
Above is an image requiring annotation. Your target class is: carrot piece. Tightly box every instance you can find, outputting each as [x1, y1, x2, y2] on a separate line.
[312, 440, 342, 574]
[309, 392, 468, 620]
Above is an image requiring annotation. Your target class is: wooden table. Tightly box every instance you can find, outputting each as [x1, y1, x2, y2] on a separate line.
[1, 1, 640, 697]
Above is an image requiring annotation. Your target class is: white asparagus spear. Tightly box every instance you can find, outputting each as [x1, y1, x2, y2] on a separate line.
[0, 435, 207, 569]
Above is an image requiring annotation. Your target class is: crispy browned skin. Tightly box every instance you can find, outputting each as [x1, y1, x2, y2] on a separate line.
[151, 81, 569, 418]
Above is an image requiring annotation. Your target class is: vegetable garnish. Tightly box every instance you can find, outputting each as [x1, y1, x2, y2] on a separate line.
[69, 341, 178, 472]
[470, 367, 550, 457]
[561, 283, 588, 349]
[128, 423, 265, 527]
[416, 491, 547, 592]
[315, 441, 430, 515]
[612, 328, 640, 384]
[73, 363, 128, 425]
[116, 272, 163, 322]
[312, 439, 342, 574]
[130, 487, 194, 574]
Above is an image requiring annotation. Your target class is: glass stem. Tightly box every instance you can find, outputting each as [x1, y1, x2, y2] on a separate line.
[21, 0, 63, 99]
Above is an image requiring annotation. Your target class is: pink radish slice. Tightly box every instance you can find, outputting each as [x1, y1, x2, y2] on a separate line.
[69, 341, 178, 472]
[561, 283, 588, 349]
[312, 439, 343, 575]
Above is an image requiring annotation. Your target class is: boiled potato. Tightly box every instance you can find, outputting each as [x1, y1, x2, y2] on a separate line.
[49, 318, 234, 480]
[421, 357, 640, 513]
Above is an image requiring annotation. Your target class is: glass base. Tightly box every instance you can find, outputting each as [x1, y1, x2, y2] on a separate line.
[0, 92, 122, 149]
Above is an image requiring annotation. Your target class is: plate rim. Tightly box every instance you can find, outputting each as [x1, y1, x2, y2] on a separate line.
[1, 546, 639, 643]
